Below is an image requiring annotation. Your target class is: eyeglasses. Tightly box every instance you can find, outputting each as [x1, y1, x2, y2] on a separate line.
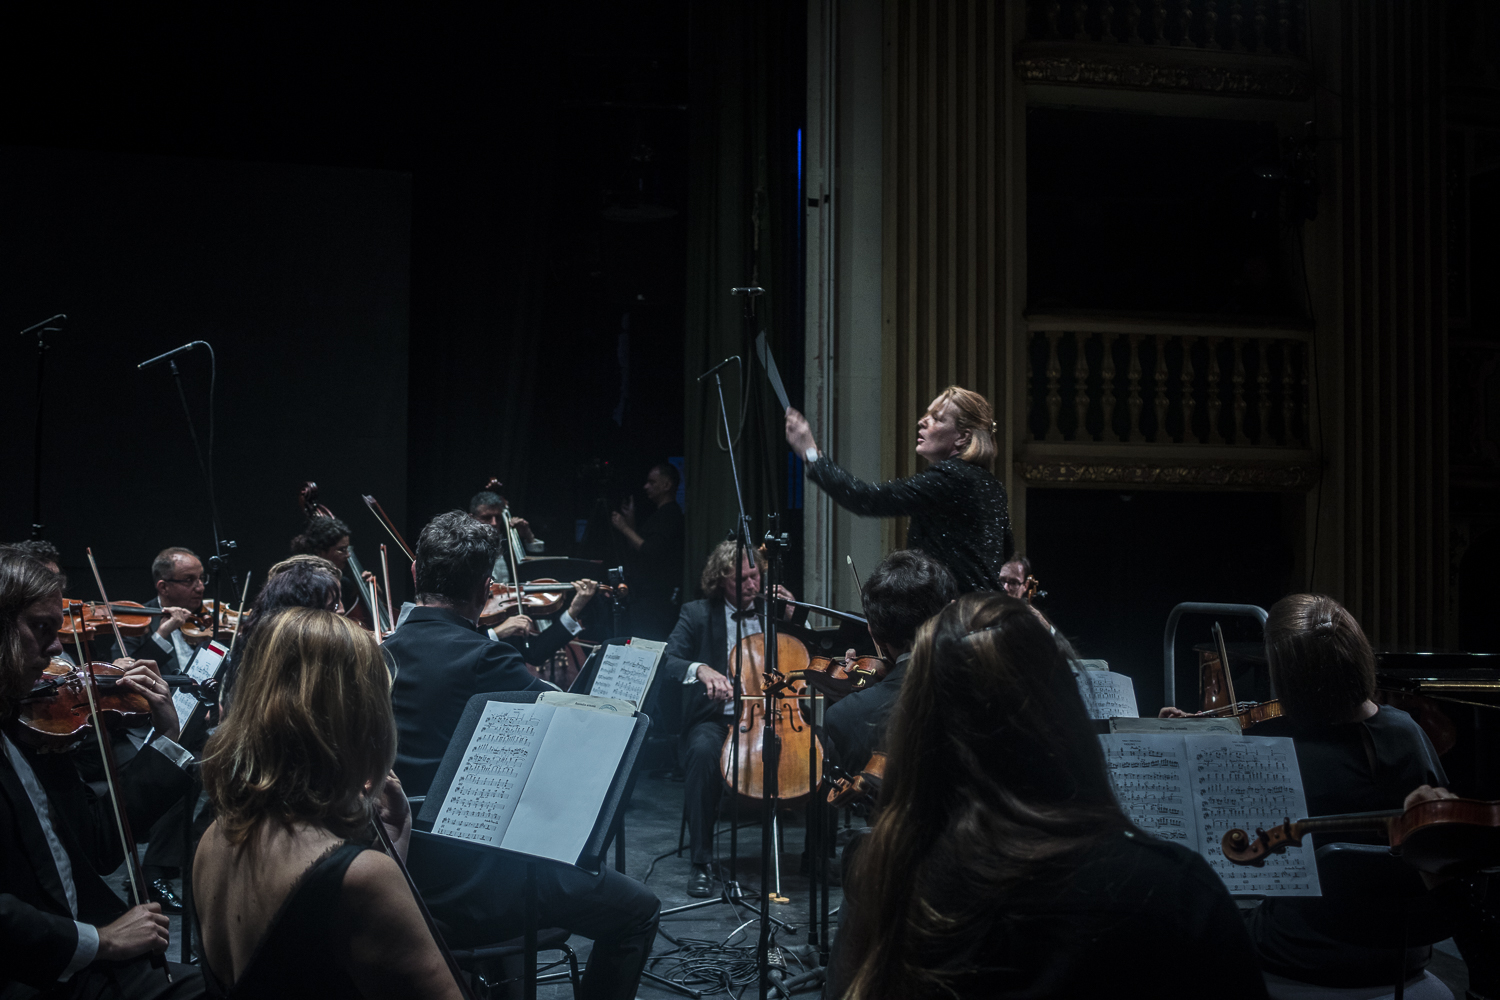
[164, 574, 209, 585]
[999, 578, 1026, 589]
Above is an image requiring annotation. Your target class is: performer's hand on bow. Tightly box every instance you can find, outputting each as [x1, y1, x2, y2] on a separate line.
[785, 407, 818, 457]
[697, 665, 734, 702]
[493, 615, 538, 640]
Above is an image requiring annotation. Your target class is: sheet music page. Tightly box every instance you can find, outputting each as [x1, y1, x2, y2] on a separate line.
[500, 706, 636, 865]
[430, 701, 557, 848]
[1098, 734, 1198, 850]
[1183, 735, 1321, 897]
[589, 639, 665, 709]
[1075, 668, 1139, 720]
[172, 641, 227, 731]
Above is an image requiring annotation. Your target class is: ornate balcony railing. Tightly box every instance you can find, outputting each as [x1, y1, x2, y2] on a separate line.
[1025, 0, 1307, 55]
[1025, 323, 1310, 448]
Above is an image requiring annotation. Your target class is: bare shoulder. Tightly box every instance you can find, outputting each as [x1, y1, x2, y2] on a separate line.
[339, 848, 409, 907]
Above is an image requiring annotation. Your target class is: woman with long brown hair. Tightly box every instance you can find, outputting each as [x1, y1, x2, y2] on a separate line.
[785, 386, 1011, 594]
[835, 593, 1265, 1000]
[192, 608, 459, 999]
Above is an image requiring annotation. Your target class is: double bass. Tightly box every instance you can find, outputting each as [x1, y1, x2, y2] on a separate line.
[297, 482, 393, 636]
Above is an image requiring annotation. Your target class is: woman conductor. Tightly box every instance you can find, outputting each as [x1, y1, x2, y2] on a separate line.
[785, 386, 1011, 594]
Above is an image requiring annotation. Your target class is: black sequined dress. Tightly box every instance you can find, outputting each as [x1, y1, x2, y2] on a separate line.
[805, 455, 1012, 594]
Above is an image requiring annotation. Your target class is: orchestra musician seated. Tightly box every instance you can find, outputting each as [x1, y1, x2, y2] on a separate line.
[103, 547, 210, 677]
[192, 607, 460, 998]
[468, 488, 543, 584]
[289, 516, 378, 629]
[1, 550, 205, 998]
[822, 549, 956, 778]
[1216, 595, 1450, 994]
[387, 512, 661, 1000]
[833, 593, 1268, 1000]
[217, 557, 344, 714]
[997, 555, 1030, 601]
[661, 540, 796, 899]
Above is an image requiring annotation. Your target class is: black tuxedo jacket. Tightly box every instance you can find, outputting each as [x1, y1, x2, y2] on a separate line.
[822, 656, 909, 772]
[385, 605, 549, 797]
[663, 597, 746, 732]
[100, 598, 186, 676]
[0, 733, 191, 990]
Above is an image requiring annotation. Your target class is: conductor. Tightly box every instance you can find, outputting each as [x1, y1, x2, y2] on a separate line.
[785, 386, 1012, 593]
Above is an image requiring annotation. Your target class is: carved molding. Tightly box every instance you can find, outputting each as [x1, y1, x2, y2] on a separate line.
[1017, 46, 1312, 100]
[1018, 459, 1320, 490]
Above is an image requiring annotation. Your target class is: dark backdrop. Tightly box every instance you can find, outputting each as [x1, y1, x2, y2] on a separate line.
[0, 147, 411, 602]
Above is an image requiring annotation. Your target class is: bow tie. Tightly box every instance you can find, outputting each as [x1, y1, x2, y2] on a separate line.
[731, 606, 759, 622]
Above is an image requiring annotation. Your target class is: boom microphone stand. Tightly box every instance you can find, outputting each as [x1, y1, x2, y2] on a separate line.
[19, 314, 66, 539]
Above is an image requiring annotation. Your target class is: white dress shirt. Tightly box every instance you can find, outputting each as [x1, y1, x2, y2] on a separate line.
[683, 603, 761, 715]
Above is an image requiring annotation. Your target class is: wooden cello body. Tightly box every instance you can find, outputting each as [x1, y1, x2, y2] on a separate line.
[719, 631, 824, 802]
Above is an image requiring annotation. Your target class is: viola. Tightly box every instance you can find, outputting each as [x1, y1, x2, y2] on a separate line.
[827, 750, 886, 809]
[180, 599, 242, 642]
[718, 631, 824, 802]
[1222, 796, 1500, 876]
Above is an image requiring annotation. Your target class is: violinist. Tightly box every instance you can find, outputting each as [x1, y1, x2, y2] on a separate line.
[660, 540, 795, 898]
[610, 462, 685, 640]
[218, 558, 343, 713]
[468, 488, 543, 584]
[785, 386, 1012, 594]
[2, 538, 63, 576]
[998, 555, 1030, 600]
[1216, 595, 1452, 991]
[0, 551, 205, 997]
[822, 550, 956, 778]
[389, 512, 661, 1000]
[191, 608, 459, 999]
[832, 593, 1266, 1000]
[102, 547, 209, 677]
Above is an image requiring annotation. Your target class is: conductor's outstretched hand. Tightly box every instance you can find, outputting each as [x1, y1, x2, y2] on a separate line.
[785, 408, 817, 456]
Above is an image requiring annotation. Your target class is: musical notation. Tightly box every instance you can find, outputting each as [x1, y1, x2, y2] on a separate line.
[1075, 667, 1139, 720]
[590, 639, 665, 709]
[1100, 733, 1321, 897]
[431, 701, 555, 848]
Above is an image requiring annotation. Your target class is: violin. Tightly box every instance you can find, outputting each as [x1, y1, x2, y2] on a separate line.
[478, 579, 629, 628]
[718, 630, 824, 802]
[17, 658, 153, 753]
[1222, 796, 1500, 876]
[795, 654, 891, 704]
[1188, 698, 1285, 730]
[1023, 574, 1046, 602]
[827, 750, 886, 809]
[180, 599, 241, 643]
[59, 600, 154, 638]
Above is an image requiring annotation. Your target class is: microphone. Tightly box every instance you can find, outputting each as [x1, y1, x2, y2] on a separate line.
[137, 341, 199, 370]
[697, 355, 740, 382]
[19, 314, 66, 338]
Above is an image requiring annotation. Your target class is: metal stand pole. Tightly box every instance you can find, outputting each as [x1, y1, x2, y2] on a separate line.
[19, 314, 65, 539]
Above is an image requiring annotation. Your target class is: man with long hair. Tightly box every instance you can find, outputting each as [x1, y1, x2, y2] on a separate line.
[0, 551, 204, 996]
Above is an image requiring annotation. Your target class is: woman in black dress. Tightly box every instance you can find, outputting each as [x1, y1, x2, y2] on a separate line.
[834, 593, 1267, 1000]
[193, 608, 459, 998]
[784, 386, 1010, 593]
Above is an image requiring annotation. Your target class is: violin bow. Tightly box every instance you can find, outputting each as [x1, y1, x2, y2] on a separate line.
[380, 545, 396, 634]
[371, 817, 477, 1000]
[225, 572, 252, 660]
[83, 549, 172, 983]
[362, 495, 416, 563]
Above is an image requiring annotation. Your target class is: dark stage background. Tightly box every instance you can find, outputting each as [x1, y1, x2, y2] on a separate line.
[0, 147, 411, 601]
[1, 4, 694, 600]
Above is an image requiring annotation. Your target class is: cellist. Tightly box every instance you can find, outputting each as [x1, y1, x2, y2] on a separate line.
[660, 540, 795, 899]
[0, 550, 204, 996]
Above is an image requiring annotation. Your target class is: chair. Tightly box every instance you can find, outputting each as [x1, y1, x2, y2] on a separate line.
[446, 926, 581, 1000]
[1260, 843, 1457, 1000]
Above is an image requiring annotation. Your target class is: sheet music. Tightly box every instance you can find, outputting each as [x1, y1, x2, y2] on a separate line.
[1185, 734, 1321, 896]
[430, 701, 556, 848]
[1100, 733, 1320, 896]
[501, 707, 637, 864]
[589, 639, 665, 709]
[1100, 734, 1195, 846]
[1074, 668, 1139, 720]
[172, 641, 227, 731]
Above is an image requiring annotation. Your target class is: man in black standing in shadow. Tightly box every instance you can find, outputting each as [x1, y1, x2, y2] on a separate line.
[610, 462, 684, 642]
[387, 511, 660, 1000]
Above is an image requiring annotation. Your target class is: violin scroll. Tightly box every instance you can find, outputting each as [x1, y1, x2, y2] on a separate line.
[1221, 820, 1300, 867]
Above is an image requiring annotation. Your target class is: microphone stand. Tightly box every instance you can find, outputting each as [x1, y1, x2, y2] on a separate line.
[659, 357, 795, 945]
[20, 314, 65, 539]
[157, 349, 236, 634]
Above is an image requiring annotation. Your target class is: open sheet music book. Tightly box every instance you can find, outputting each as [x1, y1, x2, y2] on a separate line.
[1099, 733, 1322, 897]
[587, 638, 665, 710]
[1072, 663, 1139, 719]
[427, 694, 639, 867]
